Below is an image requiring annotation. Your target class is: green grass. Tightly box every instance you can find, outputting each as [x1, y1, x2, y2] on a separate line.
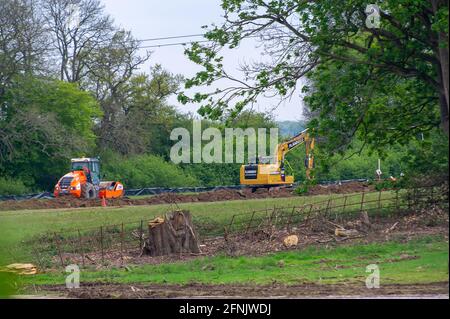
[1, 191, 446, 292]
[20, 236, 449, 286]
[0, 191, 397, 249]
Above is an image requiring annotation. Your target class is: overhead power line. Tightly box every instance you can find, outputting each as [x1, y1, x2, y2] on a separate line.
[139, 39, 211, 49]
[136, 29, 292, 49]
[137, 35, 265, 49]
[139, 34, 205, 42]
[137, 25, 298, 41]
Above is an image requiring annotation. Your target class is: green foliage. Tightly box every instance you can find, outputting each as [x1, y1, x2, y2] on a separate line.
[314, 148, 403, 181]
[180, 0, 449, 154]
[226, 110, 277, 129]
[294, 179, 317, 195]
[305, 61, 440, 155]
[20, 237, 449, 286]
[95, 66, 183, 156]
[102, 153, 198, 188]
[7, 77, 102, 143]
[285, 131, 448, 183]
[0, 76, 101, 190]
[183, 163, 240, 186]
[372, 179, 407, 191]
[400, 130, 449, 177]
[99, 110, 278, 189]
[0, 272, 17, 298]
[1, 0, 448, 195]
[0, 178, 31, 196]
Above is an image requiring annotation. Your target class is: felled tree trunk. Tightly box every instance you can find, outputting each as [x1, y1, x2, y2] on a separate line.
[144, 210, 200, 257]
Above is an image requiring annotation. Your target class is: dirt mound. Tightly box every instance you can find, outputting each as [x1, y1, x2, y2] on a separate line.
[0, 188, 294, 211]
[307, 181, 374, 195]
[0, 182, 374, 211]
[0, 197, 100, 211]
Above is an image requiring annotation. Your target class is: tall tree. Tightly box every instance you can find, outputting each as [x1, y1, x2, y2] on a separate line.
[83, 30, 151, 153]
[0, 0, 47, 94]
[0, 76, 101, 189]
[120, 66, 183, 156]
[42, 0, 115, 82]
[179, 0, 449, 151]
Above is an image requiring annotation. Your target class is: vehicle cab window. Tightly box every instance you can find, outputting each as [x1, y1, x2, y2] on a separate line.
[71, 160, 100, 185]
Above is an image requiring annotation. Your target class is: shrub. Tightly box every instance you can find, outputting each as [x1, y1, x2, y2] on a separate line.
[373, 179, 407, 191]
[0, 177, 31, 196]
[294, 179, 317, 196]
[182, 163, 240, 186]
[102, 154, 199, 188]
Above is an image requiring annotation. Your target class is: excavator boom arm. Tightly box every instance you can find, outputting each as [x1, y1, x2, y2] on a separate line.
[240, 129, 316, 187]
[276, 128, 315, 179]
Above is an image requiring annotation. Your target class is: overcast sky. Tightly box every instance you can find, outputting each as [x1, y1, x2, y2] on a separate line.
[101, 0, 305, 121]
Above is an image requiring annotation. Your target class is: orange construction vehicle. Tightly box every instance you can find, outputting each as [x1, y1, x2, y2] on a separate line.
[54, 158, 124, 199]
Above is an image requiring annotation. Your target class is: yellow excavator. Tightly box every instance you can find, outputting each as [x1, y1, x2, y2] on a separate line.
[240, 128, 315, 189]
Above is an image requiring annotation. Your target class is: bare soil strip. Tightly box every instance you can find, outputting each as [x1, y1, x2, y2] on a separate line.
[0, 182, 374, 211]
[34, 281, 449, 299]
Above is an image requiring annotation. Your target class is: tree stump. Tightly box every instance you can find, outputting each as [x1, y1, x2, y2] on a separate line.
[144, 210, 200, 257]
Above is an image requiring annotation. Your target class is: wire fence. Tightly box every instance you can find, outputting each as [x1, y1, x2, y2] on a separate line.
[224, 185, 449, 237]
[4, 184, 448, 270]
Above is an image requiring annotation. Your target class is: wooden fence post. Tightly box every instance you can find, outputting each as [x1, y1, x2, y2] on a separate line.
[100, 226, 104, 264]
[245, 211, 256, 236]
[407, 189, 413, 211]
[120, 223, 124, 263]
[287, 207, 295, 232]
[326, 199, 331, 217]
[32, 241, 44, 271]
[77, 229, 85, 267]
[305, 204, 314, 227]
[360, 191, 366, 213]
[267, 207, 276, 231]
[53, 232, 64, 268]
[227, 215, 235, 236]
[396, 189, 400, 211]
[342, 196, 348, 214]
[139, 220, 144, 251]
[378, 191, 382, 214]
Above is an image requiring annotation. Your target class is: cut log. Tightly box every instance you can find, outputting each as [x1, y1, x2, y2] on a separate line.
[283, 235, 299, 248]
[335, 228, 359, 237]
[144, 210, 200, 257]
[3, 263, 37, 275]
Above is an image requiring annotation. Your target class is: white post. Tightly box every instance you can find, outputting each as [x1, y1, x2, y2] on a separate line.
[376, 159, 382, 181]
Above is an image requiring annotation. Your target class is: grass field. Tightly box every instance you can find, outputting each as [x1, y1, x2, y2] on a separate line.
[0, 190, 447, 298]
[0, 191, 397, 249]
[20, 236, 448, 286]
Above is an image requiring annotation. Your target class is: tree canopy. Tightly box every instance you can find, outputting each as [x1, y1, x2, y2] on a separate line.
[179, 0, 449, 154]
[0, 0, 447, 193]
